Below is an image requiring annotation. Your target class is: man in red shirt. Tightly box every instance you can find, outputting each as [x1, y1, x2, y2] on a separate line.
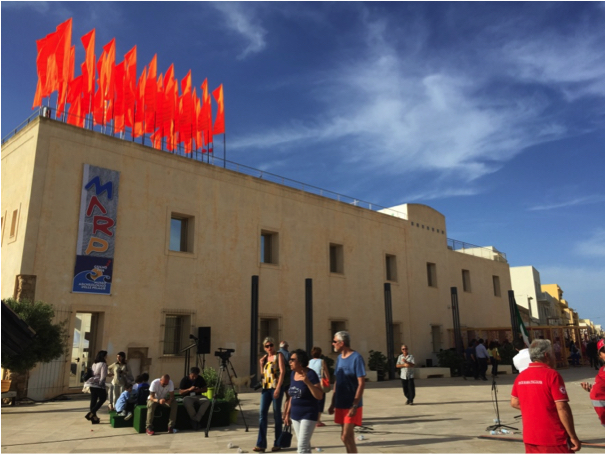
[510, 339, 581, 453]
[581, 338, 605, 426]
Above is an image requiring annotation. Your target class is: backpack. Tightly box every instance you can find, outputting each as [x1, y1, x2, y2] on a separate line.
[136, 383, 150, 405]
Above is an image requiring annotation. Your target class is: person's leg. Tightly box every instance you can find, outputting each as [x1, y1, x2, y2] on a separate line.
[316, 395, 326, 425]
[408, 379, 415, 403]
[341, 423, 358, 453]
[114, 383, 124, 406]
[168, 399, 178, 429]
[183, 396, 197, 420]
[272, 388, 284, 447]
[256, 389, 272, 450]
[195, 396, 211, 421]
[401, 379, 409, 402]
[297, 419, 316, 453]
[89, 388, 99, 413]
[91, 388, 107, 414]
[146, 399, 157, 429]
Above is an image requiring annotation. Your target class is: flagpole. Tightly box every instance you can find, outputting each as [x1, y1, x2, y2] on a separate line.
[223, 133, 226, 168]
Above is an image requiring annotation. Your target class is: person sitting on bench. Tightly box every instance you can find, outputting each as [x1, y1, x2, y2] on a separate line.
[115, 383, 136, 420]
[179, 367, 211, 431]
[146, 374, 178, 435]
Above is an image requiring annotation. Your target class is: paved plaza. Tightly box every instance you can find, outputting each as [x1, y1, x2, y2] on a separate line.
[2, 367, 604, 453]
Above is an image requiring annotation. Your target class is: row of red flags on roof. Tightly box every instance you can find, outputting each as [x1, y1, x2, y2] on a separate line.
[32, 18, 224, 153]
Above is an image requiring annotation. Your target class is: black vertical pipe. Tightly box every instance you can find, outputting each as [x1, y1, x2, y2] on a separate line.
[305, 279, 313, 355]
[384, 283, 395, 380]
[450, 287, 463, 355]
[250, 275, 259, 387]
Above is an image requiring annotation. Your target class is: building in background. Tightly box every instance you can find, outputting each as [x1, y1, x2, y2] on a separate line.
[2, 116, 513, 399]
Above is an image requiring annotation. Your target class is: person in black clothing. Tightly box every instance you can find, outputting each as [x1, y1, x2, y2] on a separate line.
[179, 367, 210, 430]
[463, 340, 477, 380]
[586, 339, 599, 370]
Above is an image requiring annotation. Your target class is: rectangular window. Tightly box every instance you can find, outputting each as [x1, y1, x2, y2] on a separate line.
[386, 254, 397, 281]
[260, 231, 279, 264]
[260, 317, 280, 352]
[169, 214, 194, 252]
[427, 262, 437, 287]
[163, 314, 191, 355]
[462, 270, 471, 292]
[329, 243, 344, 274]
[493, 275, 501, 297]
[431, 325, 442, 352]
[10, 209, 18, 238]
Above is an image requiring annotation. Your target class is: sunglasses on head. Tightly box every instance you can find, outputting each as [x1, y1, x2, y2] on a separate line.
[265, 343, 274, 348]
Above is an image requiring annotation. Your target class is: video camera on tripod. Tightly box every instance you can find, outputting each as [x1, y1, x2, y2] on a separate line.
[214, 347, 235, 363]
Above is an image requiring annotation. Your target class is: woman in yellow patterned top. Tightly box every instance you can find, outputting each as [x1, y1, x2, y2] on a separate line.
[254, 337, 286, 452]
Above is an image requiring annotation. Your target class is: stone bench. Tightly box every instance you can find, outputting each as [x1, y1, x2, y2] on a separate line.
[131, 399, 231, 433]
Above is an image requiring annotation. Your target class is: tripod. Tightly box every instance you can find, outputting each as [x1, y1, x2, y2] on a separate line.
[486, 377, 517, 432]
[205, 353, 249, 437]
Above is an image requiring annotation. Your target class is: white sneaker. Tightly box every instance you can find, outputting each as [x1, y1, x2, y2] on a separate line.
[117, 411, 126, 416]
[124, 412, 133, 421]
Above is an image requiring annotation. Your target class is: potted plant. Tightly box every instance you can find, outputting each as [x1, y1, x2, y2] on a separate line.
[367, 350, 388, 381]
[224, 387, 240, 424]
[436, 348, 464, 376]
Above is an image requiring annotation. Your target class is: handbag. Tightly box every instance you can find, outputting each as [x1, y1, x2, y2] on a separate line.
[321, 377, 331, 393]
[320, 359, 331, 393]
[278, 424, 292, 448]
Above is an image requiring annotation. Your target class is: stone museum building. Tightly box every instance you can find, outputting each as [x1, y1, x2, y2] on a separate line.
[2, 116, 512, 399]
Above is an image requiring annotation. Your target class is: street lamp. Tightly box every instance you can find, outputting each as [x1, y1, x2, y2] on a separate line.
[527, 297, 534, 336]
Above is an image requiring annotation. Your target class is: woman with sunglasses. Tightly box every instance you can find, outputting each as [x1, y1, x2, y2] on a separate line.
[283, 349, 324, 453]
[254, 337, 286, 452]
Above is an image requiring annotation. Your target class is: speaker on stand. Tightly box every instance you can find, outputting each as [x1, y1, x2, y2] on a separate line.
[197, 327, 211, 370]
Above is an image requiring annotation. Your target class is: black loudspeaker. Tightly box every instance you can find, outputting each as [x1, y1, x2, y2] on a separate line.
[197, 327, 211, 354]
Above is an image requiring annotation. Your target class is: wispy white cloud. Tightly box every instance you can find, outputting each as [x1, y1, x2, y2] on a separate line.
[230, 8, 602, 199]
[212, 3, 267, 59]
[527, 194, 604, 211]
[1, 1, 72, 20]
[573, 229, 605, 258]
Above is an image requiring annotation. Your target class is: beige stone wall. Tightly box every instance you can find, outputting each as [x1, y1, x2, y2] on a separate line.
[1, 118, 513, 397]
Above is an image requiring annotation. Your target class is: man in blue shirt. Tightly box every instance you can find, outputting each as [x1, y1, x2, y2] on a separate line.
[328, 331, 366, 453]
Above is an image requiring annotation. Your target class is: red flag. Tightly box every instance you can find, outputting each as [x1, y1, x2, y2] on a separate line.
[124, 46, 137, 129]
[201, 79, 213, 150]
[52, 18, 72, 117]
[114, 61, 125, 133]
[193, 88, 202, 150]
[212, 84, 225, 135]
[163, 65, 176, 150]
[156, 73, 165, 145]
[179, 71, 193, 151]
[145, 54, 157, 133]
[80, 62, 91, 116]
[57, 44, 75, 118]
[66, 75, 83, 127]
[81, 29, 96, 95]
[133, 66, 146, 138]
[93, 57, 104, 125]
[32, 34, 55, 108]
[100, 39, 116, 102]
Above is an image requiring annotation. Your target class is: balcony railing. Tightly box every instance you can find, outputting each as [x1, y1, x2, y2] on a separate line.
[447, 238, 507, 263]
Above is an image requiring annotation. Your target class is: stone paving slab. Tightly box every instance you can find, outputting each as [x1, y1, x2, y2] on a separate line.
[1, 367, 604, 453]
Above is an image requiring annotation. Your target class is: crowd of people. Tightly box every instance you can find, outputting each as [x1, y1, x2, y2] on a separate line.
[83, 331, 603, 454]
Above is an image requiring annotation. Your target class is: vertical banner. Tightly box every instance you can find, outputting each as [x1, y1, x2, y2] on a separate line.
[72, 164, 120, 294]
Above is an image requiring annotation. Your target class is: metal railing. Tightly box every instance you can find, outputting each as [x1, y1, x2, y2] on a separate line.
[2, 107, 408, 219]
[447, 238, 507, 263]
[4, 109, 507, 262]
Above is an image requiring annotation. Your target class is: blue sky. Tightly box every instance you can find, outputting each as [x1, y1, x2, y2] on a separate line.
[2, 2, 604, 325]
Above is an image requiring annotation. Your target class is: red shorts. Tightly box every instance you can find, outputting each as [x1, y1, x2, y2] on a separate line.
[334, 407, 363, 426]
[524, 443, 572, 453]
